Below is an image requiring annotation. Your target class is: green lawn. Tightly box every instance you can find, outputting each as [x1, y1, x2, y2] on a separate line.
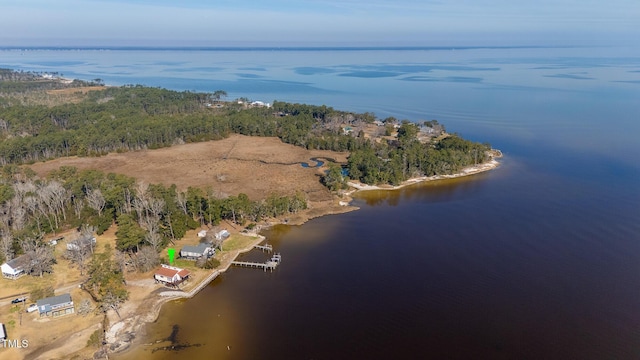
[221, 234, 259, 252]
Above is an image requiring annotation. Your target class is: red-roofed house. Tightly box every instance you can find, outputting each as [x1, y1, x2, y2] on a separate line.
[154, 264, 191, 287]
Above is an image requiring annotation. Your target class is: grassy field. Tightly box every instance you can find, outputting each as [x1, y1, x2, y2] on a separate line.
[221, 234, 260, 252]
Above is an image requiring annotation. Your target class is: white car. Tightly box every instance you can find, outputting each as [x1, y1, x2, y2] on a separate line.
[26, 304, 38, 313]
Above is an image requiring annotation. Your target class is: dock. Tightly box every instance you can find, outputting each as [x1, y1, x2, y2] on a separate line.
[254, 243, 273, 252]
[232, 253, 281, 272]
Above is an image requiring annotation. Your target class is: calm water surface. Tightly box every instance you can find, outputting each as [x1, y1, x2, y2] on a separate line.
[2, 46, 638, 359]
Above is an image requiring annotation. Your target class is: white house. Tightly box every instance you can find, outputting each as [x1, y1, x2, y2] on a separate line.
[154, 264, 191, 286]
[250, 101, 271, 108]
[1, 256, 27, 279]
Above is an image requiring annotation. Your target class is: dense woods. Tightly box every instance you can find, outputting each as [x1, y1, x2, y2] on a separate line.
[0, 165, 307, 265]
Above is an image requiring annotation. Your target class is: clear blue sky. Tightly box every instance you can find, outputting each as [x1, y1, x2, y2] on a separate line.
[0, 0, 638, 46]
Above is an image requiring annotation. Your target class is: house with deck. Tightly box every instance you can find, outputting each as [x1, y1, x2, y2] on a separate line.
[36, 293, 75, 317]
[154, 264, 191, 287]
[1, 255, 27, 279]
[180, 243, 215, 260]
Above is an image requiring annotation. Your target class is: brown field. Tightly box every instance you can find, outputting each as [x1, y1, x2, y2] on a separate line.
[29, 134, 349, 203]
[46, 86, 106, 95]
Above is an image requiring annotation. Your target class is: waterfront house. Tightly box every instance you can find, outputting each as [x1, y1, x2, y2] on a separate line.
[36, 293, 75, 317]
[1, 255, 27, 279]
[154, 264, 191, 287]
[180, 243, 215, 259]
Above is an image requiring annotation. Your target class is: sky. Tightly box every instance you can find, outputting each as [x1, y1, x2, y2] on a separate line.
[0, 0, 638, 47]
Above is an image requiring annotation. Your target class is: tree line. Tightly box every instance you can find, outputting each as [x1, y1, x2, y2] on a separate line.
[0, 165, 306, 267]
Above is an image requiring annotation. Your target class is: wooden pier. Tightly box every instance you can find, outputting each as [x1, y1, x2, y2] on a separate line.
[254, 244, 273, 253]
[232, 253, 281, 272]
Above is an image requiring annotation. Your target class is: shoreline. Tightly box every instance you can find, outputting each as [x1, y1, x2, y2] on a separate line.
[102, 154, 503, 358]
[29, 155, 501, 359]
[102, 232, 267, 357]
[103, 154, 503, 358]
[347, 151, 502, 193]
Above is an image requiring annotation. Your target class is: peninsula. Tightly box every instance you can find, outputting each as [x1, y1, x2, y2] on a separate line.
[0, 70, 500, 359]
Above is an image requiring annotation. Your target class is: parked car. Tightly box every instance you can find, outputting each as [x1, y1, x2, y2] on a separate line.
[11, 297, 27, 304]
[26, 304, 38, 313]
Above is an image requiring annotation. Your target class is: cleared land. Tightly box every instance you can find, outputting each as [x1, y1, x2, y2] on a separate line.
[29, 134, 349, 202]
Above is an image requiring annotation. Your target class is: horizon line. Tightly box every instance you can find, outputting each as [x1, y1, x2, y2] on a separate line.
[0, 45, 586, 52]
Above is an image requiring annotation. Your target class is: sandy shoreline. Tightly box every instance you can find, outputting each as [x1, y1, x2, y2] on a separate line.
[347, 153, 502, 193]
[101, 233, 267, 358]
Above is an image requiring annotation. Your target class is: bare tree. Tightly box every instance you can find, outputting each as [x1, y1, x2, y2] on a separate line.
[65, 244, 92, 275]
[37, 182, 59, 229]
[12, 181, 36, 200]
[0, 203, 10, 229]
[77, 299, 93, 316]
[101, 291, 126, 319]
[176, 192, 188, 215]
[65, 225, 97, 275]
[86, 188, 105, 216]
[0, 229, 14, 261]
[134, 246, 160, 272]
[48, 180, 69, 221]
[133, 193, 165, 250]
[80, 224, 97, 242]
[9, 197, 27, 231]
[133, 181, 150, 220]
[71, 195, 84, 218]
[20, 236, 55, 277]
[144, 227, 163, 251]
[204, 232, 224, 251]
[147, 197, 165, 219]
[23, 196, 48, 233]
[30, 246, 55, 276]
[114, 249, 127, 273]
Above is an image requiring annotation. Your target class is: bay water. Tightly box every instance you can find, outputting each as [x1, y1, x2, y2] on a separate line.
[2, 46, 639, 359]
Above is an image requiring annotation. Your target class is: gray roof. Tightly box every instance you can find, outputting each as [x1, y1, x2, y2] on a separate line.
[36, 293, 72, 307]
[5, 255, 28, 270]
[181, 243, 211, 254]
